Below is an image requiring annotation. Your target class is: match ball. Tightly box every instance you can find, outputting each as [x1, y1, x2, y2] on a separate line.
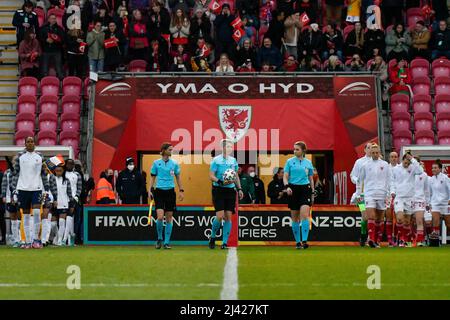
[222, 169, 237, 183]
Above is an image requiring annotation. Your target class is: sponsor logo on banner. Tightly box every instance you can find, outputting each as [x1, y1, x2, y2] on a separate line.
[218, 105, 252, 143]
[99, 82, 132, 96]
[338, 81, 371, 96]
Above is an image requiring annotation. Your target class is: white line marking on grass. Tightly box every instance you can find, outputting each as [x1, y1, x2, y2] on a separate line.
[0, 283, 221, 288]
[220, 247, 238, 300]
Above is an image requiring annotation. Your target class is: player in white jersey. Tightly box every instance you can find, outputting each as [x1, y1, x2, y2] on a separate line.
[385, 152, 400, 246]
[49, 165, 73, 246]
[412, 159, 430, 246]
[350, 142, 373, 246]
[11, 137, 50, 249]
[428, 159, 450, 243]
[1, 156, 18, 246]
[63, 159, 82, 246]
[40, 173, 57, 246]
[356, 144, 391, 248]
[390, 152, 423, 247]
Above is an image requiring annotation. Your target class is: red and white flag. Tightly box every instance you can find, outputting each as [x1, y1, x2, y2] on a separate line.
[230, 16, 243, 29]
[200, 43, 211, 57]
[79, 41, 87, 53]
[208, 0, 221, 14]
[299, 12, 310, 25]
[232, 28, 244, 43]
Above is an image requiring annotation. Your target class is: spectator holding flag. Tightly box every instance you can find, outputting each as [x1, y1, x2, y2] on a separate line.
[104, 21, 126, 71]
[284, 10, 302, 59]
[39, 13, 65, 79]
[235, 38, 257, 68]
[65, 28, 87, 77]
[19, 29, 41, 78]
[214, 3, 236, 61]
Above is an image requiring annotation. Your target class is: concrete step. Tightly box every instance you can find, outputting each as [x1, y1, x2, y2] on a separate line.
[0, 65, 18, 80]
[0, 14, 13, 27]
[0, 0, 22, 8]
[0, 81, 18, 98]
[0, 29, 16, 44]
[0, 133, 15, 146]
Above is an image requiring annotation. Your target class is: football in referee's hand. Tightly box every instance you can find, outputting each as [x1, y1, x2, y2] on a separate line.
[222, 169, 237, 183]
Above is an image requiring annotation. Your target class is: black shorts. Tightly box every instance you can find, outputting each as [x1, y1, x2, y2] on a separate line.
[17, 190, 42, 210]
[6, 203, 17, 213]
[288, 184, 312, 210]
[154, 188, 176, 212]
[212, 186, 237, 213]
[55, 209, 69, 216]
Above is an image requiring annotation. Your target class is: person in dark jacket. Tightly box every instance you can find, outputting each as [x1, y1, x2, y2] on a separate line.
[66, 28, 87, 77]
[321, 23, 343, 61]
[364, 26, 385, 61]
[148, 1, 171, 41]
[325, 0, 344, 25]
[39, 13, 65, 79]
[214, 4, 236, 61]
[247, 166, 266, 204]
[265, 10, 286, 50]
[116, 157, 144, 204]
[297, 0, 318, 23]
[267, 167, 288, 204]
[256, 37, 282, 70]
[381, 0, 403, 28]
[235, 38, 257, 68]
[430, 20, 450, 60]
[189, 7, 212, 48]
[277, 0, 297, 16]
[12, 1, 39, 46]
[344, 21, 365, 57]
[104, 21, 126, 71]
[298, 23, 322, 60]
[168, 0, 195, 12]
[238, 167, 255, 204]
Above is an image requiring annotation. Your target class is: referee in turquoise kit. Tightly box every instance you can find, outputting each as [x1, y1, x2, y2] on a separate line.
[149, 142, 184, 249]
[283, 141, 315, 250]
[208, 139, 244, 249]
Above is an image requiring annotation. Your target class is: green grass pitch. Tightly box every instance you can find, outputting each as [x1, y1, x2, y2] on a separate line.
[1, 246, 449, 300]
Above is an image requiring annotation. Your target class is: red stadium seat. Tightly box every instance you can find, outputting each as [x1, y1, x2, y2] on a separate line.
[390, 93, 410, 113]
[19, 77, 38, 96]
[410, 58, 429, 79]
[39, 95, 59, 114]
[434, 95, 450, 114]
[434, 77, 450, 95]
[38, 113, 58, 132]
[392, 111, 411, 132]
[40, 76, 60, 96]
[37, 131, 57, 146]
[61, 113, 80, 132]
[406, 8, 424, 29]
[343, 25, 354, 41]
[17, 95, 37, 115]
[15, 130, 34, 146]
[413, 112, 433, 131]
[412, 76, 431, 95]
[437, 130, 450, 145]
[129, 60, 147, 72]
[46, 8, 64, 29]
[431, 59, 450, 78]
[59, 131, 80, 156]
[62, 77, 82, 96]
[415, 130, 435, 145]
[34, 7, 45, 27]
[412, 94, 432, 113]
[392, 130, 412, 151]
[436, 112, 450, 132]
[61, 95, 81, 115]
[16, 113, 35, 132]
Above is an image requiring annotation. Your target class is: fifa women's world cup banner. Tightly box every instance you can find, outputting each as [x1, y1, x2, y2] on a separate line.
[84, 205, 362, 245]
[92, 75, 379, 205]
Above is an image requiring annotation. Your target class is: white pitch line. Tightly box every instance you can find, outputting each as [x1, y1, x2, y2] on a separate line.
[220, 247, 239, 300]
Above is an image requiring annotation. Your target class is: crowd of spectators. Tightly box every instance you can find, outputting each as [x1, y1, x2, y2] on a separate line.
[11, 0, 450, 80]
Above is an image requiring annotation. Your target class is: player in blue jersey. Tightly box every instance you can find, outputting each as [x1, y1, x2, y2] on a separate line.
[149, 143, 185, 249]
[209, 139, 244, 249]
[283, 141, 315, 249]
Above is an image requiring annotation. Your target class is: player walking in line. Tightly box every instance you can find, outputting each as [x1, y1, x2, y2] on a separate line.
[356, 144, 391, 248]
[283, 141, 315, 250]
[390, 152, 423, 247]
[11, 137, 50, 249]
[209, 139, 244, 250]
[40, 172, 54, 246]
[386, 151, 400, 246]
[1, 156, 19, 246]
[412, 159, 430, 247]
[49, 165, 72, 246]
[428, 160, 450, 243]
[63, 159, 82, 246]
[149, 143, 185, 249]
[350, 142, 373, 246]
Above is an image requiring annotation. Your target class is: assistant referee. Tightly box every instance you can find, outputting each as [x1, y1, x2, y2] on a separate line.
[283, 141, 315, 250]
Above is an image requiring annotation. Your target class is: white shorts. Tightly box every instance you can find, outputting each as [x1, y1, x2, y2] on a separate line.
[365, 197, 386, 210]
[412, 200, 426, 212]
[394, 198, 413, 214]
[431, 205, 450, 216]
